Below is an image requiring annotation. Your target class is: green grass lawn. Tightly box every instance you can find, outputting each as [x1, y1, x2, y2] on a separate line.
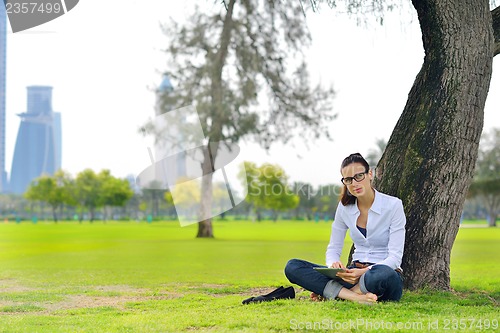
[0, 220, 498, 332]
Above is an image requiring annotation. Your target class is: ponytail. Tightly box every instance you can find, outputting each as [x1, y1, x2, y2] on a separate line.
[340, 185, 356, 206]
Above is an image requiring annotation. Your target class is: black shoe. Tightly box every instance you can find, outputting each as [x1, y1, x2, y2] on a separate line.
[242, 286, 284, 304]
[242, 286, 295, 304]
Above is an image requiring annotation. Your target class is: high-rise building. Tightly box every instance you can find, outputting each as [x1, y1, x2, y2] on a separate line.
[9, 86, 62, 194]
[0, 6, 7, 192]
[154, 75, 186, 185]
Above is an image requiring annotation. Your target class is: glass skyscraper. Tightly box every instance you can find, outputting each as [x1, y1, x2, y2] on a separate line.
[9, 86, 62, 194]
[0, 5, 7, 192]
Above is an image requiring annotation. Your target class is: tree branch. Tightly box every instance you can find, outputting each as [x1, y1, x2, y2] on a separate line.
[493, 6, 500, 56]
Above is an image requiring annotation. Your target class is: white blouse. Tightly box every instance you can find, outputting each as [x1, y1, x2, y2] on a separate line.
[326, 189, 406, 270]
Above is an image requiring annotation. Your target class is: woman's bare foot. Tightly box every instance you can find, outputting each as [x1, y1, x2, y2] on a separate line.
[350, 284, 363, 295]
[356, 292, 378, 304]
[310, 292, 326, 302]
[338, 287, 378, 304]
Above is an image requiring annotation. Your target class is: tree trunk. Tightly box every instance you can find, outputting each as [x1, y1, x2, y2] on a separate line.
[197, 145, 217, 238]
[197, 215, 214, 238]
[152, 191, 159, 217]
[485, 195, 499, 227]
[375, 0, 494, 290]
[51, 205, 58, 223]
[488, 213, 497, 227]
[196, 0, 235, 238]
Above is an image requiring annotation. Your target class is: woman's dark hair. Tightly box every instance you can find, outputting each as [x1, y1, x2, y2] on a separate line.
[340, 153, 370, 206]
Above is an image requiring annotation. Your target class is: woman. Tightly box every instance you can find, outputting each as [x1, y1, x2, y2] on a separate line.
[284, 153, 406, 303]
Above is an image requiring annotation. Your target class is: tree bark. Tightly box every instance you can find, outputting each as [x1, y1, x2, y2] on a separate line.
[375, 0, 494, 290]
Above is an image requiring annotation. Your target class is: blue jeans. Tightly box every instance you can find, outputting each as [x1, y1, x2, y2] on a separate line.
[284, 259, 403, 301]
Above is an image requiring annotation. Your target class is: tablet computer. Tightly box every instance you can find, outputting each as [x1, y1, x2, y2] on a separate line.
[313, 267, 346, 280]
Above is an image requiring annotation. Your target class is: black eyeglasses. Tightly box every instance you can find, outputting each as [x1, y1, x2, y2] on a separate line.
[341, 171, 368, 185]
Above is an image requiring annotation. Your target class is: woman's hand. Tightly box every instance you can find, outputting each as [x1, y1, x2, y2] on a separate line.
[329, 261, 346, 269]
[336, 268, 369, 284]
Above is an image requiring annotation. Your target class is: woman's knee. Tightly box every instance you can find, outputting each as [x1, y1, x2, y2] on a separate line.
[284, 259, 302, 281]
[367, 264, 399, 280]
[363, 265, 401, 290]
[363, 265, 403, 301]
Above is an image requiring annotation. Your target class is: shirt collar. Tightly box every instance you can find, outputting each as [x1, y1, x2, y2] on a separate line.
[346, 189, 382, 215]
[370, 189, 382, 215]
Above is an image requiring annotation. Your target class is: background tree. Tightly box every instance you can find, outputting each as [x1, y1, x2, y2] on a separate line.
[293, 182, 316, 220]
[0, 193, 22, 218]
[99, 170, 134, 221]
[314, 184, 341, 221]
[239, 161, 267, 221]
[258, 163, 299, 221]
[155, 0, 335, 237]
[239, 161, 299, 221]
[123, 190, 142, 221]
[24, 179, 47, 219]
[24, 170, 73, 222]
[54, 170, 78, 219]
[163, 190, 178, 218]
[75, 169, 102, 222]
[238, 161, 262, 220]
[142, 185, 165, 218]
[468, 128, 500, 227]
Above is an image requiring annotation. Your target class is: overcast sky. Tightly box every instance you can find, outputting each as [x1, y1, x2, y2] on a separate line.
[4, 0, 499, 188]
